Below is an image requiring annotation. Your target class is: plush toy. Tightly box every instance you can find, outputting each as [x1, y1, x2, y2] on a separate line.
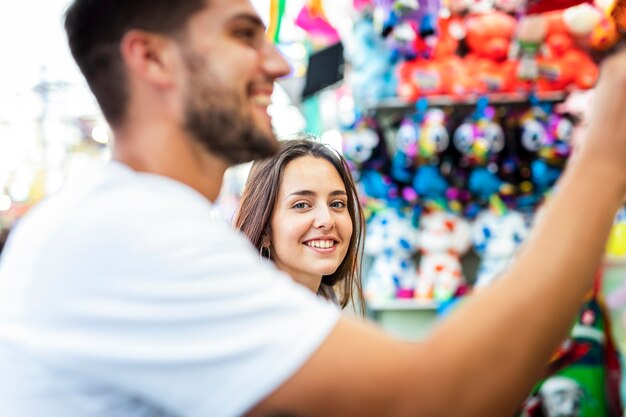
[518, 105, 573, 196]
[344, 15, 397, 107]
[511, 14, 547, 82]
[415, 210, 471, 302]
[533, 8, 600, 91]
[519, 279, 623, 417]
[452, 103, 508, 207]
[391, 116, 420, 185]
[586, 0, 621, 51]
[364, 207, 420, 301]
[613, 0, 626, 31]
[494, 0, 527, 13]
[465, 11, 518, 62]
[413, 108, 451, 200]
[471, 196, 529, 289]
[374, 0, 443, 58]
[342, 116, 390, 179]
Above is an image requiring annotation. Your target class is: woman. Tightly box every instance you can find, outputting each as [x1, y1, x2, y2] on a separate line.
[234, 136, 365, 313]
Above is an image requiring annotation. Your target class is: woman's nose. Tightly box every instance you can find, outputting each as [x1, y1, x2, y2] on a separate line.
[313, 207, 334, 229]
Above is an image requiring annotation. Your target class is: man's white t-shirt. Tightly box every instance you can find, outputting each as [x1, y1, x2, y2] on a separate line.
[0, 161, 340, 417]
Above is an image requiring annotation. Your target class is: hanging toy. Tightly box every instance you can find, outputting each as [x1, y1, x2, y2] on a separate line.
[364, 207, 420, 301]
[342, 116, 400, 207]
[471, 195, 529, 289]
[413, 106, 451, 201]
[342, 116, 390, 179]
[391, 100, 426, 186]
[519, 276, 623, 417]
[452, 98, 509, 210]
[518, 103, 573, 198]
[344, 15, 397, 106]
[415, 209, 471, 302]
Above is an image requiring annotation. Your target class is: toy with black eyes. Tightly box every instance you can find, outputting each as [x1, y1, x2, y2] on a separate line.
[471, 197, 529, 290]
[412, 107, 451, 202]
[450, 100, 509, 216]
[518, 105, 573, 199]
[391, 115, 419, 186]
[342, 116, 401, 211]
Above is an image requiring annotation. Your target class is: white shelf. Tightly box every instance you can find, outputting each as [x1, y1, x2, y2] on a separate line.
[364, 91, 568, 112]
[367, 299, 439, 311]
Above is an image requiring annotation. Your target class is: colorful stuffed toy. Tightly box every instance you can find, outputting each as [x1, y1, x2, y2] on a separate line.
[413, 108, 451, 200]
[452, 102, 509, 210]
[519, 278, 623, 417]
[416, 210, 471, 302]
[342, 116, 390, 180]
[518, 105, 573, 197]
[364, 207, 420, 300]
[344, 15, 397, 106]
[471, 196, 529, 289]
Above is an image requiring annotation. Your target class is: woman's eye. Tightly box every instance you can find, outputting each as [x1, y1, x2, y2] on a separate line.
[330, 200, 347, 209]
[293, 202, 310, 209]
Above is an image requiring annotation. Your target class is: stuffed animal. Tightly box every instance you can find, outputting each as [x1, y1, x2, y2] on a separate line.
[532, 9, 600, 91]
[452, 104, 508, 208]
[415, 210, 471, 302]
[518, 105, 573, 197]
[364, 207, 420, 301]
[471, 199, 529, 289]
[587, 0, 621, 51]
[373, 0, 443, 59]
[344, 15, 397, 107]
[391, 116, 420, 185]
[519, 280, 623, 417]
[342, 116, 390, 180]
[413, 108, 451, 200]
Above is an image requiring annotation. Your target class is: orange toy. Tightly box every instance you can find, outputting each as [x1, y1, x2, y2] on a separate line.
[464, 11, 517, 62]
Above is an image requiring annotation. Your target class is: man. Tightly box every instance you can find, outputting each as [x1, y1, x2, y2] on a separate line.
[1, 1, 626, 416]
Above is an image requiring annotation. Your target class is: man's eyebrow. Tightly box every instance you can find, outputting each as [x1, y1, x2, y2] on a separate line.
[228, 13, 267, 31]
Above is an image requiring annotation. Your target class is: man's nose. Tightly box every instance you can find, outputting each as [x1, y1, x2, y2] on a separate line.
[262, 41, 291, 79]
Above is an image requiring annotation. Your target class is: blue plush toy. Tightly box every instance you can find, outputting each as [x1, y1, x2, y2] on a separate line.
[344, 15, 397, 108]
[412, 107, 450, 200]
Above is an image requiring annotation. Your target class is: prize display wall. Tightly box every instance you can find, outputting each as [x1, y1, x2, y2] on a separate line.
[319, 1, 626, 414]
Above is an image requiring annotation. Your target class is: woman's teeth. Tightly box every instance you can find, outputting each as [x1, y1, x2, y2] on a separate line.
[306, 240, 335, 249]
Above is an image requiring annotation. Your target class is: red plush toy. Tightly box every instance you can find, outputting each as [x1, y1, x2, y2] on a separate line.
[535, 10, 599, 91]
[464, 11, 517, 62]
[462, 11, 519, 93]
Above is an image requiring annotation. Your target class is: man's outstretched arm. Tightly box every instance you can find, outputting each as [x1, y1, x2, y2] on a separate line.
[247, 50, 626, 417]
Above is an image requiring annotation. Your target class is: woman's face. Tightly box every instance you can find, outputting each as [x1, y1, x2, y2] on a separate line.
[269, 156, 353, 291]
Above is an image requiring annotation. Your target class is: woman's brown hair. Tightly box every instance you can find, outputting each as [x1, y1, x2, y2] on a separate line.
[233, 135, 365, 314]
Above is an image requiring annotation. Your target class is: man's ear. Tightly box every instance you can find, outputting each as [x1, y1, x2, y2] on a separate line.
[120, 29, 178, 88]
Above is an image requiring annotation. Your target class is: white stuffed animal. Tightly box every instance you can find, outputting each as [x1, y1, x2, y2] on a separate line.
[364, 207, 419, 302]
[471, 209, 529, 289]
[416, 211, 471, 302]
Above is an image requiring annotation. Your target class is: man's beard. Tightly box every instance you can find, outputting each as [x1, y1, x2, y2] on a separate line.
[182, 50, 278, 165]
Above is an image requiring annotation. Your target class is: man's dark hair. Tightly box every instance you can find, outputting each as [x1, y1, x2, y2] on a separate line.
[64, 0, 207, 126]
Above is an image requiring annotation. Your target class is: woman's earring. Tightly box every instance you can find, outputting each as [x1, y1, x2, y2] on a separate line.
[259, 246, 271, 260]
